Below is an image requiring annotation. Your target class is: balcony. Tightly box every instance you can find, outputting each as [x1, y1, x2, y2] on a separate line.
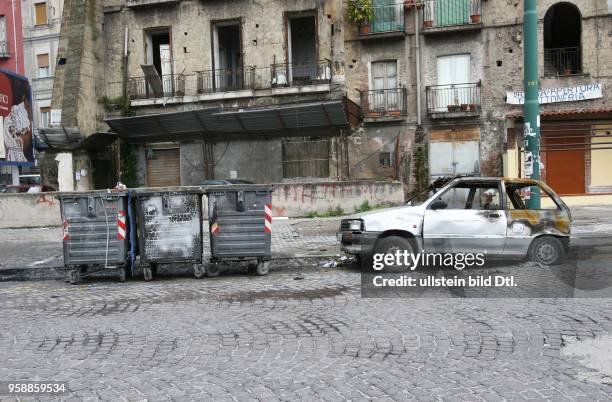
[0, 41, 9, 59]
[544, 47, 582, 76]
[359, 88, 407, 121]
[270, 60, 332, 87]
[426, 81, 481, 119]
[196, 67, 256, 94]
[422, 0, 483, 34]
[358, 3, 406, 41]
[126, 0, 180, 7]
[128, 74, 185, 100]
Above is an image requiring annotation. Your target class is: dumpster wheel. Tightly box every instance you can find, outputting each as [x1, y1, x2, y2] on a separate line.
[193, 264, 206, 279]
[143, 266, 153, 281]
[68, 270, 80, 285]
[118, 267, 127, 283]
[206, 262, 221, 277]
[256, 261, 270, 276]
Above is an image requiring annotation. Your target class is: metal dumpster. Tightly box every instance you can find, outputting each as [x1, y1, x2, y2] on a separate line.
[134, 187, 204, 280]
[204, 185, 274, 276]
[58, 191, 132, 284]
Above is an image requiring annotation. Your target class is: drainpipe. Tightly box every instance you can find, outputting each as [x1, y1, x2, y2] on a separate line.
[414, 4, 421, 126]
[11, 0, 19, 73]
[122, 27, 129, 99]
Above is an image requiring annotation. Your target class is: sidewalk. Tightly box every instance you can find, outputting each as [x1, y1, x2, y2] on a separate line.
[0, 217, 342, 274]
[2, 206, 612, 280]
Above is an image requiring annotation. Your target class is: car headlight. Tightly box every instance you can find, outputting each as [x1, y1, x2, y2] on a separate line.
[348, 219, 363, 231]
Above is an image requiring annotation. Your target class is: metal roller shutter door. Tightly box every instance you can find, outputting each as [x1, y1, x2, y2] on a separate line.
[146, 148, 181, 187]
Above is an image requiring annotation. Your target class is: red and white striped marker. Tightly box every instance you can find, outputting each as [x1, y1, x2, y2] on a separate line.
[62, 219, 69, 241]
[117, 210, 126, 240]
[264, 204, 272, 233]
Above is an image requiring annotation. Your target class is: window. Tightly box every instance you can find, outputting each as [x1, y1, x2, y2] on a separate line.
[282, 137, 330, 178]
[40, 107, 50, 128]
[287, 15, 317, 84]
[34, 2, 48, 26]
[371, 0, 403, 33]
[433, 54, 472, 111]
[37, 53, 50, 78]
[505, 183, 559, 211]
[544, 3, 582, 75]
[0, 16, 7, 56]
[371, 61, 399, 110]
[434, 182, 501, 210]
[379, 152, 392, 167]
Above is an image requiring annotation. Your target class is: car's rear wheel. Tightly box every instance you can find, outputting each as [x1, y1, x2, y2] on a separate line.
[528, 236, 565, 266]
[373, 236, 414, 272]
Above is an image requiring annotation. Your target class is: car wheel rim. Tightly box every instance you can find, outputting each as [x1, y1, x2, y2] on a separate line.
[537, 243, 557, 264]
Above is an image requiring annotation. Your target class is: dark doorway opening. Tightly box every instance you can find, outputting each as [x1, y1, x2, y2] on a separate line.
[544, 3, 582, 75]
[288, 15, 318, 83]
[213, 23, 243, 90]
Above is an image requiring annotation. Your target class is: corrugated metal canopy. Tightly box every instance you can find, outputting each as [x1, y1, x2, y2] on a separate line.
[105, 101, 350, 142]
[35, 128, 117, 151]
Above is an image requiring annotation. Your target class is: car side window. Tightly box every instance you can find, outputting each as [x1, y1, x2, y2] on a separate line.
[505, 183, 560, 210]
[469, 187, 501, 210]
[437, 187, 471, 209]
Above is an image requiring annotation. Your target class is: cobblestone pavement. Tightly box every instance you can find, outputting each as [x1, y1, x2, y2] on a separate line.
[0, 263, 611, 401]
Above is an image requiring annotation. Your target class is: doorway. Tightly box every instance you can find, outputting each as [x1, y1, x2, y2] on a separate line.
[288, 15, 317, 83]
[212, 22, 243, 91]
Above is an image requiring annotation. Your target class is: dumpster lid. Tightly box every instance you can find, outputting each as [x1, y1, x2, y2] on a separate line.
[202, 184, 275, 194]
[131, 186, 204, 196]
[56, 189, 128, 199]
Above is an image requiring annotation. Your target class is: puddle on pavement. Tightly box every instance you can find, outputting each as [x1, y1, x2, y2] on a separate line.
[562, 333, 612, 385]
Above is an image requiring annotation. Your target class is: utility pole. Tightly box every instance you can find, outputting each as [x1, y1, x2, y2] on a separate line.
[523, 0, 541, 208]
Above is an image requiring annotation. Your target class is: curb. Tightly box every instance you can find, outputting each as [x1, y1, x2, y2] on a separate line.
[0, 255, 342, 282]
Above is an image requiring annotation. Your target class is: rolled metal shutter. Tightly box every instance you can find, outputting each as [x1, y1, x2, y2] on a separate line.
[146, 148, 181, 187]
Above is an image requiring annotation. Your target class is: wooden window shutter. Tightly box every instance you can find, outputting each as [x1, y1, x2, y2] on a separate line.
[37, 53, 49, 68]
[35, 3, 48, 25]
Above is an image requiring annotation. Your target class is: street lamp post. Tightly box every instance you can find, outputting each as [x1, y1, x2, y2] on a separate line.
[524, 0, 541, 208]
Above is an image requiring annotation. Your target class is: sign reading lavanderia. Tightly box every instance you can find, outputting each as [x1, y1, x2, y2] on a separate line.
[506, 83, 603, 105]
[0, 69, 35, 166]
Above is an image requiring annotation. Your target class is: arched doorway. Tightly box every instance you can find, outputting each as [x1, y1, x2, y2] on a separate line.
[544, 3, 582, 76]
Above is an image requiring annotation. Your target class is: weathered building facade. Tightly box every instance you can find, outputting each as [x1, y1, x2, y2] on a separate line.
[100, 0, 353, 188]
[45, 0, 612, 204]
[22, 0, 63, 130]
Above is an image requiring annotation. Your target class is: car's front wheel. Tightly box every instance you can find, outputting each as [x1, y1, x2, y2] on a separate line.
[528, 236, 565, 265]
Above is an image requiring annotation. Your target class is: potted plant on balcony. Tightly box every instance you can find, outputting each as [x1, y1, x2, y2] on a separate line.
[404, 0, 422, 10]
[349, 0, 374, 35]
[423, 1, 434, 27]
[470, 3, 481, 23]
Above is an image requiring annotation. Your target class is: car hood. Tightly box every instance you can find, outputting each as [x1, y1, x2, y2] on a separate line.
[348, 205, 426, 233]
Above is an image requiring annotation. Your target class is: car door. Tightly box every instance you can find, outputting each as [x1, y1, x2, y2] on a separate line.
[423, 180, 508, 255]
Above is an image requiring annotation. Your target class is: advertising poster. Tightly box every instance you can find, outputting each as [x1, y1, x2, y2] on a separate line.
[0, 69, 35, 166]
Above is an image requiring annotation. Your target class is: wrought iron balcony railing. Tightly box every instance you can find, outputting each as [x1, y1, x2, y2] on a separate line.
[359, 87, 407, 118]
[0, 41, 9, 58]
[196, 67, 256, 94]
[544, 46, 582, 76]
[127, 74, 186, 100]
[423, 0, 482, 29]
[360, 3, 405, 35]
[270, 60, 332, 87]
[426, 81, 481, 114]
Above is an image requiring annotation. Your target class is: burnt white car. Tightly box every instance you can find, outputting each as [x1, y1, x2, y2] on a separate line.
[339, 177, 572, 266]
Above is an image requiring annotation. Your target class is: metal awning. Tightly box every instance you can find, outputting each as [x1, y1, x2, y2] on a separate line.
[105, 100, 354, 142]
[35, 128, 117, 151]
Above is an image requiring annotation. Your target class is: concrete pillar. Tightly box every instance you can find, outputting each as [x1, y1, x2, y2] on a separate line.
[55, 152, 74, 192]
[11, 166, 19, 185]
